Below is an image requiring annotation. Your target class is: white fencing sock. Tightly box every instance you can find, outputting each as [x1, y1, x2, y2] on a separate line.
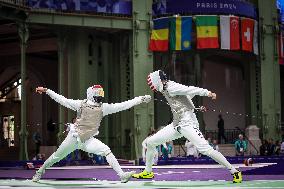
[207, 150, 238, 174]
[106, 153, 124, 177]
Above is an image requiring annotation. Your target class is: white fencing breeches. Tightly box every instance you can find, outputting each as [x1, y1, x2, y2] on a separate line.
[38, 126, 124, 177]
[145, 111, 237, 174]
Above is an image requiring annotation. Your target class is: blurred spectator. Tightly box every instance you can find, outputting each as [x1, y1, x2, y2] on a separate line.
[155, 0, 167, 15]
[212, 139, 219, 151]
[268, 138, 276, 156]
[207, 137, 213, 147]
[47, 117, 56, 145]
[41, 153, 46, 160]
[161, 142, 172, 160]
[32, 153, 46, 161]
[32, 129, 41, 156]
[234, 134, 247, 156]
[88, 153, 106, 165]
[217, 114, 227, 144]
[47, 118, 55, 132]
[260, 139, 269, 156]
[274, 140, 281, 155]
[280, 140, 284, 155]
[97, 0, 107, 12]
[185, 139, 199, 158]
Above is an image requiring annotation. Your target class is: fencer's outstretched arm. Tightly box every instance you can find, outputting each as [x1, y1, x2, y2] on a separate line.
[102, 95, 151, 116]
[166, 81, 216, 99]
[35, 87, 81, 111]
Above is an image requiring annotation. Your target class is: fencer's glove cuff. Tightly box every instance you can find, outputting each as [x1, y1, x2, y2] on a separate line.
[141, 95, 151, 103]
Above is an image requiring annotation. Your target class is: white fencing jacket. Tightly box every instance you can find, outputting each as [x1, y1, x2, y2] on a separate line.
[46, 89, 145, 142]
[161, 81, 210, 126]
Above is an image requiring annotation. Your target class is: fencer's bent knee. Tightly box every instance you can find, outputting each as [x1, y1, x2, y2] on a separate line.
[146, 138, 158, 149]
[101, 148, 111, 157]
[104, 149, 112, 157]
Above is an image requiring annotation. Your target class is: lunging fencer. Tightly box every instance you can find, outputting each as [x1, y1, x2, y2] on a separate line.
[132, 70, 242, 183]
[32, 85, 151, 183]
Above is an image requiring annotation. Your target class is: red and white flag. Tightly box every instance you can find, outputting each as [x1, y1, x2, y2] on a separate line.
[220, 16, 240, 50]
[241, 18, 254, 52]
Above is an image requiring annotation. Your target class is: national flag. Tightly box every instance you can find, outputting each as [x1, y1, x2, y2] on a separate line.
[253, 20, 259, 55]
[241, 18, 254, 52]
[279, 31, 284, 58]
[196, 16, 219, 49]
[170, 16, 192, 50]
[149, 17, 169, 51]
[220, 16, 240, 50]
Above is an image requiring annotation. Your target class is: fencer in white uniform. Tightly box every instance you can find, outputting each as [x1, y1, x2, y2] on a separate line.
[32, 85, 151, 183]
[132, 70, 242, 183]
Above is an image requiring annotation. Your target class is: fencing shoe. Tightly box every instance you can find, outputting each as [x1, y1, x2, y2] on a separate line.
[32, 170, 44, 182]
[232, 171, 242, 183]
[132, 170, 154, 179]
[120, 171, 136, 183]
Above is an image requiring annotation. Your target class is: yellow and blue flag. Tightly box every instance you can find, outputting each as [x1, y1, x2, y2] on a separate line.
[170, 16, 192, 51]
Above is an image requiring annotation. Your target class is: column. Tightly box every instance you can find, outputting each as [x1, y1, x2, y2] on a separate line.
[18, 22, 29, 160]
[102, 40, 110, 146]
[258, 0, 281, 140]
[57, 31, 66, 144]
[131, 0, 154, 159]
[244, 57, 259, 127]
